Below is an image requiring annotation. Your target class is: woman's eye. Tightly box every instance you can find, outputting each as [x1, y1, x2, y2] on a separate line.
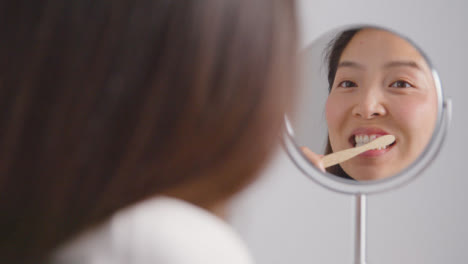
[337, 80, 357, 88]
[390, 80, 413, 88]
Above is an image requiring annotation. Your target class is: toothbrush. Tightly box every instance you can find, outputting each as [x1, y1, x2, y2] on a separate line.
[322, 135, 396, 168]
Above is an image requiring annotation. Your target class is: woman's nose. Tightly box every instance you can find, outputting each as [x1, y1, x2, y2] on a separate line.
[351, 89, 386, 119]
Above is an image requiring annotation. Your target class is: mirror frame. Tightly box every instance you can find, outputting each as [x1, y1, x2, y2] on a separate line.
[282, 24, 452, 195]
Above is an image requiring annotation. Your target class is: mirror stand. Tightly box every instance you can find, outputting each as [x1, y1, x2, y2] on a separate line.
[354, 193, 367, 264]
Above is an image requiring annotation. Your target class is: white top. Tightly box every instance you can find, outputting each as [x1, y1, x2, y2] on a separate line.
[52, 196, 254, 264]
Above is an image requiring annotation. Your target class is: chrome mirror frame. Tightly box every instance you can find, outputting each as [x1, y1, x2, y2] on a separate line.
[282, 24, 452, 195]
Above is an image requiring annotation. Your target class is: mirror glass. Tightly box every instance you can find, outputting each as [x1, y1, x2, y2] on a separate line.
[288, 26, 441, 183]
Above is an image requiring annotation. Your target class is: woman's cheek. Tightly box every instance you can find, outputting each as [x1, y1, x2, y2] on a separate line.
[392, 101, 416, 125]
[325, 96, 343, 129]
[391, 96, 437, 138]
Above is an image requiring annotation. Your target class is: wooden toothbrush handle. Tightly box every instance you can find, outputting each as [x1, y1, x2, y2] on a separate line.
[322, 147, 363, 168]
[321, 135, 395, 168]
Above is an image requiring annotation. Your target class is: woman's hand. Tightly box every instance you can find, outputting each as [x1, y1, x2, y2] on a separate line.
[300, 147, 326, 173]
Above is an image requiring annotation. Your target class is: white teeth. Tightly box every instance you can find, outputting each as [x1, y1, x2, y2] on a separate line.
[354, 134, 386, 149]
[363, 135, 369, 142]
[374, 145, 388, 150]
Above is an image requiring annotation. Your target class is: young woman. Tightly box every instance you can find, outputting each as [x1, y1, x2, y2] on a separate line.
[303, 27, 438, 181]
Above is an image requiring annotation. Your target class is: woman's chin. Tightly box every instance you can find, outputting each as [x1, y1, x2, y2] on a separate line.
[344, 167, 396, 181]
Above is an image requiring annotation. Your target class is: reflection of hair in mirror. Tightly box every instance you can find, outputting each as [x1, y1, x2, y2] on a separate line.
[325, 28, 361, 91]
[0, 1, 297, 263]
[323, 28, 362, 179]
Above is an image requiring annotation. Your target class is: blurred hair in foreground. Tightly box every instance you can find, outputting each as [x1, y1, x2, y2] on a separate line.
[0, 0, 298, 263]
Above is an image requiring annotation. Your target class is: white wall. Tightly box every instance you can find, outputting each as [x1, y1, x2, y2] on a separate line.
[228, 0, 468, 263]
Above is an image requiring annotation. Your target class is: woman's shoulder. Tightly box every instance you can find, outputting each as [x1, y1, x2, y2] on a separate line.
[52, 196, 254, 264]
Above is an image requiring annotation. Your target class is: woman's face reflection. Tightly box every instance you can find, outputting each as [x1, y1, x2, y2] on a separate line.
[325, 29, 438, 181]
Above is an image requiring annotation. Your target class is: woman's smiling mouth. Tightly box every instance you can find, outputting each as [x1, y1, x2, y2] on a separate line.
[348, 128, 397, 157]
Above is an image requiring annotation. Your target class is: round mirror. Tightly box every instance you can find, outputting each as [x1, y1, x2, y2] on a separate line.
[283, 25, 451, 194]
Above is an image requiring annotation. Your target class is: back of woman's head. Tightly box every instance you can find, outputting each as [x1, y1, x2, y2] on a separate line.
[0, 0, 297, 262]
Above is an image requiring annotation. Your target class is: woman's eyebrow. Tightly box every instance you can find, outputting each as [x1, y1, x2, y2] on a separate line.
[337, 60, 425, 72]
[383, 60, 422, 71]
[337, 60, 365, 70]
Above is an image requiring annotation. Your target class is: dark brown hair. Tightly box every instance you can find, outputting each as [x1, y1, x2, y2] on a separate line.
[324, 28, 360, 179]
[0, 0, 297, 262]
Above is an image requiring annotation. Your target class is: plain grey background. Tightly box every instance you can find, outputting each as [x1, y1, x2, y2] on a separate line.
[228, 0, 468, 263]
